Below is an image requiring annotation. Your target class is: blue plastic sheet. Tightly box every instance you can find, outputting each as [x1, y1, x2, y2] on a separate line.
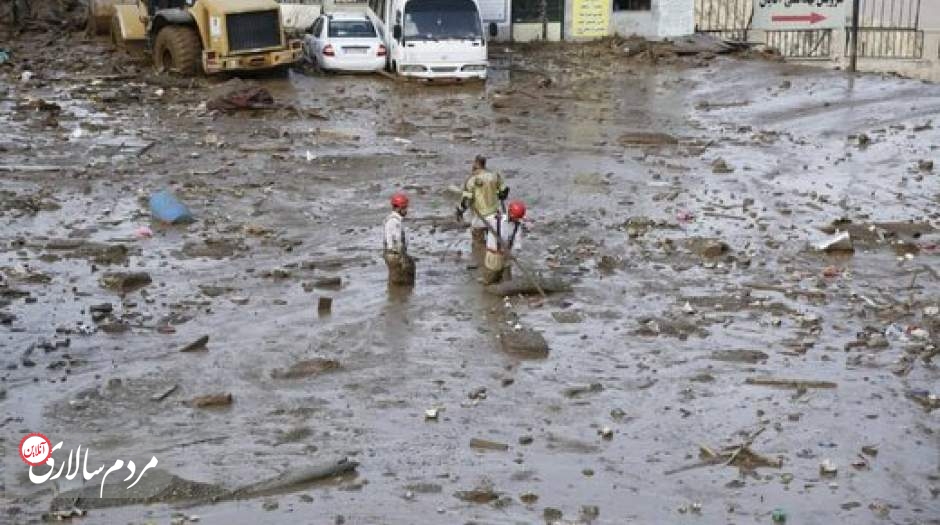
[149, 189, 193, 224]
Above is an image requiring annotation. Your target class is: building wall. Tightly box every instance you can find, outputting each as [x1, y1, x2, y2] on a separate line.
[611, 10, 655, 39]
[478, 0, 513, 41]
[512, 22, 564, 42]
[610, 0, 693, 40]
[567, 0, 694, 41]
[656, 0, 694, 37]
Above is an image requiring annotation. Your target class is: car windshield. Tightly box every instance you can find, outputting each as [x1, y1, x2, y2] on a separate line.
[403, 0, 482, 41]
[328, 20, 377, 38]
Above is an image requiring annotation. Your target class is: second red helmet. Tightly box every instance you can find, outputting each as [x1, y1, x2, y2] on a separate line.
[507, 200, 526, 220]
[390, 192, 409, 209]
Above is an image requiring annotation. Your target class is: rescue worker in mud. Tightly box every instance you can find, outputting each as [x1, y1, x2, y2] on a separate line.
[383, 192, 415, 286]
[456, 155, 509, 259]
[481, 200, 526, 284]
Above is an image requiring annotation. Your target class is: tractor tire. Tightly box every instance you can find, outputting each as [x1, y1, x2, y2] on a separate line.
[153, 25, 202, 76]
[86, 5, 98, 35]
[88, 0, 117, 36]
[110, 14, 122, 49]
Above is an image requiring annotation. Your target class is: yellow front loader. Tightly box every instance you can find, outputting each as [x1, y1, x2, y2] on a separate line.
[108, 0, 304, 75]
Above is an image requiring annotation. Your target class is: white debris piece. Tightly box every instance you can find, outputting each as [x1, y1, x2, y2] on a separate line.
[815, 231, 853, 252]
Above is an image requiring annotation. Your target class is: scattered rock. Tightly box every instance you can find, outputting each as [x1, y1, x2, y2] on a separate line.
[499, 327, 549, 358]
[687, 238, 730, 258]
[455, 481, 499, 504]
[597, 254, 623, 273]
[908, 389, 940, 410]
[486, 276, 571, 296]
[89, 303, 113, 314]
[274, 427, 312, 445]
[271, 358, 341, 379]
[265, 268, 292, 279]
[406, 483, 442, 494]
[563, 383, 603, 398]
[520, 492, 539, 504]
[711, 158, 734, 174]
[243, 223, 272, 236]
[181, 239, 242, 259]
[190, 393, 233, 408]
[543, 507, 564, 523]
[624, 216, 656, 238]
[100, 271, 152, 293]
[580, 505, 600, 522]
[318, 297, 333, 315]
[207, 79, 276, 111]
[551, 311, 583, 324]
[709, 350, 768, 364]
[313, 276, 342, 289]
[468, 387, 487, 400]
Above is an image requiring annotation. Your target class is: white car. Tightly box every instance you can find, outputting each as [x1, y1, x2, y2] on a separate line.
[303, 12, 387, 73]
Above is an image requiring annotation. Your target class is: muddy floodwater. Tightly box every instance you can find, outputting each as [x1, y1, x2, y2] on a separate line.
[2, 34, 940, 524]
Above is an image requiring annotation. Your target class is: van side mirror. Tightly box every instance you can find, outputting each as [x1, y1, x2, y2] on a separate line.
[306, 25, 314, 34]
[393, 24, 402, 40]
[488, 22, 497, 38]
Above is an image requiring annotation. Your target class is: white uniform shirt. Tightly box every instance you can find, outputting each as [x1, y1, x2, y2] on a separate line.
[384, 211, 405, 253]
[485, 216, 522, 254]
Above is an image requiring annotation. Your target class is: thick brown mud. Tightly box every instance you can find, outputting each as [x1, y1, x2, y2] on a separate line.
[2, 31, 939, 524]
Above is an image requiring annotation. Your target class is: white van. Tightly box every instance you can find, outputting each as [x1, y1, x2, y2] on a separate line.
[367, 0, 493, 81]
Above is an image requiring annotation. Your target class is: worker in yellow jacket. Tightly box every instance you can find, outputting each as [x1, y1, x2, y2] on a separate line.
[456, 155, 509, 260]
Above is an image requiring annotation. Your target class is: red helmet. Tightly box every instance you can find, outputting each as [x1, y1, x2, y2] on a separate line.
[507, 200, 526, 221]
[390, 192, 409, 209]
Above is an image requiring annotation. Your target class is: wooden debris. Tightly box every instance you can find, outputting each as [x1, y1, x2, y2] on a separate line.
[745, 377, 837, 389]
[179, 335, 209, 353]
[150, 384, 178, 402]
[470, 438, 509, 451]
[318, 297, 333, 315]
[666, 427, 781, 475]
[190, 393, 233, 408]
[0, 165, 64, 172]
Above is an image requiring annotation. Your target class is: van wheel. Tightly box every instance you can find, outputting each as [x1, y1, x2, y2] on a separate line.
[153, 25, 201, 75]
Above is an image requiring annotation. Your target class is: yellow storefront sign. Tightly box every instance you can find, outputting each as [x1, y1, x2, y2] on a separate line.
[571, 0, 611, 38]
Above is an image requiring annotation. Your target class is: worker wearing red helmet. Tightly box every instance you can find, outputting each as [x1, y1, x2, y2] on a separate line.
[481, 200, 526, 284]
[383, 192, 415, 286]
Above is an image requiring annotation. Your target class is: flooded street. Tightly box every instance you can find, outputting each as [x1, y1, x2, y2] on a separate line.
[2, 33, 940, 524]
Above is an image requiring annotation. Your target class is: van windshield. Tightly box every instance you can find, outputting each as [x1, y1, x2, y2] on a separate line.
[329, 20, 377, 38]
[403, 0, 482, 41]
